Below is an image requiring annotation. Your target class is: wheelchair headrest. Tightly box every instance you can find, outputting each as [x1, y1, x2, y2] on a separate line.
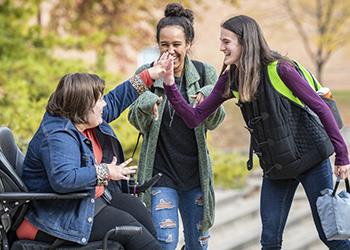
[0, 127, 24, 178]
[0, 127, 28, 233]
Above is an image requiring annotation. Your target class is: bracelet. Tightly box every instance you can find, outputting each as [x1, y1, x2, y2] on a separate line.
[139, 69, 154, 87]
[130, 74, 148, 95]
[96, 163, 110, 186]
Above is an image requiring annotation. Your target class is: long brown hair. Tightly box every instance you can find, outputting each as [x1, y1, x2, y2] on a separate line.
[46, 73, 105, 124]
[221, 15, 283, 102]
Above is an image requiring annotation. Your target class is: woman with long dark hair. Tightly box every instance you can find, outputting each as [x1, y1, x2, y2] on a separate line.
[162, 15, 350, 250]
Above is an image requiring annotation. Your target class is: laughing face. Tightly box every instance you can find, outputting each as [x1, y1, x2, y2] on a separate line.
[85, 95, 106, 129]
[158, 25, 191, 77]
[220, 27, 242, 66]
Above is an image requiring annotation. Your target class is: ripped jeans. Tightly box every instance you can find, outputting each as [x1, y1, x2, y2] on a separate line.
[151, 187, 209, 250]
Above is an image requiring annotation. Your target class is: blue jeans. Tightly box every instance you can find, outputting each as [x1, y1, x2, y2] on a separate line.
[260, 159, 350, 250]
[150, 187, 209, 250]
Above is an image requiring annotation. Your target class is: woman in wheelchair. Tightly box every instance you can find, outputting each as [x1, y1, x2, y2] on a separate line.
[15, 69, 167, 249]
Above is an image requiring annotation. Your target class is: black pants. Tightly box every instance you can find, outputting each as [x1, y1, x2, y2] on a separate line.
[35, 192, 161, 250]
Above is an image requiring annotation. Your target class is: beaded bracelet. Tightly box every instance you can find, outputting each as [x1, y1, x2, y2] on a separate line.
[130, 74, 148, 95]
[96, 163, 110, 186]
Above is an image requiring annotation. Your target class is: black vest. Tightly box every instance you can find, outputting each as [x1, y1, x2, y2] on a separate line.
[235, 67, 334, 179]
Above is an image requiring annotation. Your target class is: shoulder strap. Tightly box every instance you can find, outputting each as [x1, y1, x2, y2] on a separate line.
[191, 60, 206, 88]
[267, 60, 322, 107]
[267, 61, 304, 107]
[148, 61, 156, 93]
[131, 132, 142, 159]
[292, 60, 322, 91]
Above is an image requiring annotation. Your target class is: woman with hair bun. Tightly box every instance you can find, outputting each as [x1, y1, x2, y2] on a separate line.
[128, 3, 225, 250]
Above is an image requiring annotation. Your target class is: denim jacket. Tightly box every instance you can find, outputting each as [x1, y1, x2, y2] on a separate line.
[23, 80, 139, 244]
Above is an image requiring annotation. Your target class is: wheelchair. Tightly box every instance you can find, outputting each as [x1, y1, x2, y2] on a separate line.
[0, 127, 161, 250]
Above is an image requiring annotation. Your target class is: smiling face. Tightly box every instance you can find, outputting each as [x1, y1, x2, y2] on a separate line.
[85, 94, 106, 129]
[220, 27, 242, 66]
[158, 25, 191, 77]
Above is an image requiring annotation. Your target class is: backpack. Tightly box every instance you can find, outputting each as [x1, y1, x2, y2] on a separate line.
[267, 60, 343, 129]
[243, 60, 343, 171]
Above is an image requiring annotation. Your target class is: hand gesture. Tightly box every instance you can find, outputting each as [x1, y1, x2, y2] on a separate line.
[162, 54, 175, 86]
[334, 164, 350, 179]
[151, 96, 163, 120]
[154, 51, 171, 66]
[190, 93, 205, 108]
[148, 52, 174, 80]
[107, 157, 137, 181]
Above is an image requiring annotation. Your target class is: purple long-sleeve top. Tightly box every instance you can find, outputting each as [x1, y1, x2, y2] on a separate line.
[164, 61, 349, 166]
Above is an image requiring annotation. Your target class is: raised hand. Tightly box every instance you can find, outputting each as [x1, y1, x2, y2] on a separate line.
[162, 54, 175, 86]
[148, 52, 174, 80]
[154, 51, 171, 66]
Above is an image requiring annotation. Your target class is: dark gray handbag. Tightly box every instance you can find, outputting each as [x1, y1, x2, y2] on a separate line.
[321, 96, 343, 129]
[293, 60, 344, 129]
[316, 178, 350, 240]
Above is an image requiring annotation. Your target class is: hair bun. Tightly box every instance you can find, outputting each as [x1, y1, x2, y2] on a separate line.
[164, 3, 194, 24]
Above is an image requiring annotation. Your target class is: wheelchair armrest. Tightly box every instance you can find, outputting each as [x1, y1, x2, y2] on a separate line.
[103, 226, 142, 250]
[0, 192, 90, 201]
[128, 173, 162, 194]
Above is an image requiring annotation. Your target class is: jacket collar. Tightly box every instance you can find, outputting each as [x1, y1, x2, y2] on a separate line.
[153, 55, 201, 89]
[43, 112, 117, 140]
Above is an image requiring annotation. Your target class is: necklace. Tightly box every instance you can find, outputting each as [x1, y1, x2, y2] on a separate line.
[168, 75, 184, 127]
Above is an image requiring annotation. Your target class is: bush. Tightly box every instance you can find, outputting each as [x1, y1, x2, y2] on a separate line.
[211, 149, 250, 189]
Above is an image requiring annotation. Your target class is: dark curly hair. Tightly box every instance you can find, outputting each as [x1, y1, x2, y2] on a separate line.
[156, 3, 194, 44]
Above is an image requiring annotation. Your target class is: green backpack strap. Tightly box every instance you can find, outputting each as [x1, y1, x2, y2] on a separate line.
[267, 60, 323, 107]
[232, 90, 239, 99]
[292, 60, 322, 91]
[231, 60, 321, 105]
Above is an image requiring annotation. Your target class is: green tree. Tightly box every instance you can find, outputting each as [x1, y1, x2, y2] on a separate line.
[47, 0, 201, 71]
[0, 0, 248, 188]
[0, 0, 91, 148]
[284, 0, 350, 81]
[0, 0, 148, 157]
